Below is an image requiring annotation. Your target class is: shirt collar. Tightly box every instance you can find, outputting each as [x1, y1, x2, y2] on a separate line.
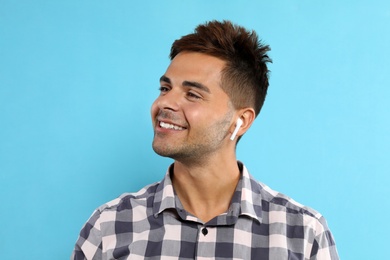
[153, 162, 263, 224]
[152, 164, 176, 217]
[236, 162, 263, 223]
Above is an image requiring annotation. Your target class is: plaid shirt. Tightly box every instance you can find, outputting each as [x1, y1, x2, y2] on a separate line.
[72, 162, 339, 259]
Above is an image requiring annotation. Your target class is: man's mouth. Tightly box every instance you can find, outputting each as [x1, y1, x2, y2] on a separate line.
[159, 121, 185, 130]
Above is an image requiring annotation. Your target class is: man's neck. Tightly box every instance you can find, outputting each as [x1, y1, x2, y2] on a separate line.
[171, 154, 241, 223]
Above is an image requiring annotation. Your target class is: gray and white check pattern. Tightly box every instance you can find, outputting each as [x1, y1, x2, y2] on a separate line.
[72, 162, 339, 259]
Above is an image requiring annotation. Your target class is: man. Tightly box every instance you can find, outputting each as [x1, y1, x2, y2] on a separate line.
[72, 20, 339, 259]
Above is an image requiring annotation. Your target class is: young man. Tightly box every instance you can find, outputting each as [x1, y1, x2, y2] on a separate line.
[72, 20, 339, 259]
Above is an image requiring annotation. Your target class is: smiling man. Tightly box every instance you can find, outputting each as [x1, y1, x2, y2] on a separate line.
[72, 20, 339, 259]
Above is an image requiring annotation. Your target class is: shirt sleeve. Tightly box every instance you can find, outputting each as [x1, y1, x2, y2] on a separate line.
[71, 210, 103, 260]
[310, 216, 339, 260]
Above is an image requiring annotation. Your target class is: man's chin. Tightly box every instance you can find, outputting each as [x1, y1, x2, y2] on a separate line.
[152, 145, 189, 161]
[152, 143, 174, 158]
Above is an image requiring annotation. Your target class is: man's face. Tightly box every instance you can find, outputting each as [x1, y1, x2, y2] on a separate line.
[151, 52, 236, 161]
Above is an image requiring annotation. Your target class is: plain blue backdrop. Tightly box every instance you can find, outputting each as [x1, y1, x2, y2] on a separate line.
[1, 1, 389, 259]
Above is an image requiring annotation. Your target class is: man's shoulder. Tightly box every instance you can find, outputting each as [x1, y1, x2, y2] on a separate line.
[247, 176, 324, 226]
[242, 164, 322, 221]
[247, 176, 338, 258]
[95, 181, 161, 214]
[248, 177, 332, 235]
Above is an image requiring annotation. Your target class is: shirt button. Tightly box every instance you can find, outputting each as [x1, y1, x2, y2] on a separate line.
[202, 227, 208, 236]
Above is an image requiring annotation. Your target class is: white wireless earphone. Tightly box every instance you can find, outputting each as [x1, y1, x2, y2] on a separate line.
[230, 118, 243, 141]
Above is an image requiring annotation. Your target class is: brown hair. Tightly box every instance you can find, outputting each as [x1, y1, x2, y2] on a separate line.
[170, 20, 272, 116]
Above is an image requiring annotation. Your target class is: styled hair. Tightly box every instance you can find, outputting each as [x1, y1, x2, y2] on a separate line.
[170, 20, 272, 117]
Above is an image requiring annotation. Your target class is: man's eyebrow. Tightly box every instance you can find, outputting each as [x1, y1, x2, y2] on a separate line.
[182, 81, 210, 93]
[160, 75, 171, 84]
[160, 75, 211, 94]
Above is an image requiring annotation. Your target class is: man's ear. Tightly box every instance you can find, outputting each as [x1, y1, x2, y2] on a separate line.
[235, 108, 256, 139]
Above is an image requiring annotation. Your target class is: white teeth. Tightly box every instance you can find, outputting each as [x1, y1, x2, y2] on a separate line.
[159, 121, 184, 130]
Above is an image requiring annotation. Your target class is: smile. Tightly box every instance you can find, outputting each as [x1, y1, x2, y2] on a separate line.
[159, 121, 185, 130]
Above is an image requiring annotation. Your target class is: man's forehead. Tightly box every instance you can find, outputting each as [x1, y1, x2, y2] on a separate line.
[164, 52, 225, 81]
[169, 51, 226, 69]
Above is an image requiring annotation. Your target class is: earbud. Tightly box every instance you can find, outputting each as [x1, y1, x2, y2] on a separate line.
[230, 118, 243, 141]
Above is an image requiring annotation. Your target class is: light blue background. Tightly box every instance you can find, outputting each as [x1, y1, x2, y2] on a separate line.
[1, 1, 389, 259]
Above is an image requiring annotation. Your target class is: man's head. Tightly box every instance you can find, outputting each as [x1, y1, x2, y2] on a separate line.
[170, 20, 272, 117]
[151, 20, 271, 161]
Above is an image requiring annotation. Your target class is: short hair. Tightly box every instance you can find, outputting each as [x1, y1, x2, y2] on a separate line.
[170, 20, 272, 117]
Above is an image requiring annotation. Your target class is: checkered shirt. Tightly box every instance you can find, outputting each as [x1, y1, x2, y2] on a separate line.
[71, 162, 339, 259]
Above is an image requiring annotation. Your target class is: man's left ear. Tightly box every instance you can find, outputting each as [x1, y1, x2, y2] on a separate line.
[235, 108, 256, 138]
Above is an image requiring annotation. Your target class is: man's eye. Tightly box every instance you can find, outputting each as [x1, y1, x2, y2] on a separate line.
[187, 92, 201, 99]
[159, 86, 169, 92]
